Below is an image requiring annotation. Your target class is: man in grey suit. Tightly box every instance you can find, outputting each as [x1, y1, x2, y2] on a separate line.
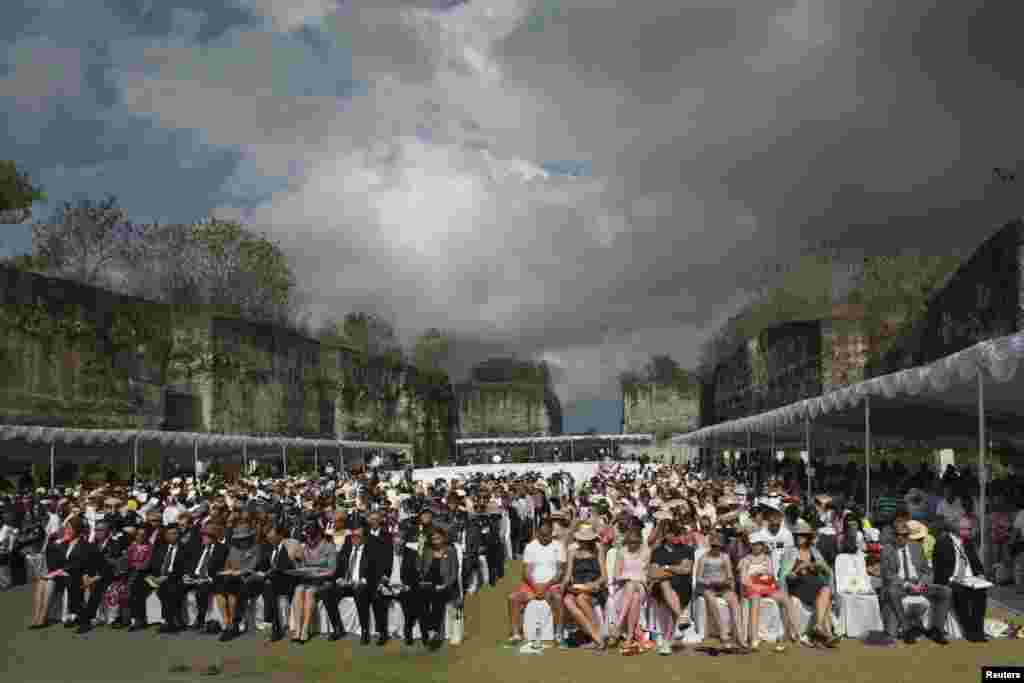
[879, 520, 951, 645]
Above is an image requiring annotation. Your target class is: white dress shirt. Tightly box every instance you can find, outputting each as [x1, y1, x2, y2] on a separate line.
[897, 545, 917, 582]
[348, 545, 363, 584]
[951, 537, 974, 580]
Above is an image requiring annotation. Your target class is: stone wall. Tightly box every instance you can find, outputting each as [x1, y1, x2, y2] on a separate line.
[456, 358, 562, 436]
[866, 220, 1022, 377]
[622, 382, 699, 440]
[0, 266, 456, 465]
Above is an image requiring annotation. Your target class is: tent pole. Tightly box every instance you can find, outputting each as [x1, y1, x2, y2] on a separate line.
[314, 446, 319, 475]
[242, 441, 247, 476]
[865, 396, 871, 518]
[978, 369, 987, 574]
[570, 438, 574, 463]
[193, 438, 199, 479]
[50, 441, 56, 490]
[132, 436, 139, 489]
[281, 444, 287, 477]
[805, 417, 812, 505]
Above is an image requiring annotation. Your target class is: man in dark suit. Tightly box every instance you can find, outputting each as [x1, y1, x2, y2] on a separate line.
[879, 521, 951, 645]
[147, 525, 188, 633]
[75, 519, 124, 633]
[320, 526, 384, 644]
[364, 512, 394, 643]
[57, 516, 94, 629]
[933, 518, 988, 642]
[176, 511, 202, 569]
[184, 523, 228, 633]
[261, 523, 296, 643]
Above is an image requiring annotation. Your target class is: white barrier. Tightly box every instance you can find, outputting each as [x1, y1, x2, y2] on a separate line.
[406, 462, 645, 486]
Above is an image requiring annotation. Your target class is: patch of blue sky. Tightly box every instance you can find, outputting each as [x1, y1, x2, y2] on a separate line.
[541, 160, 593, 178]
[436, 0, 471, 12]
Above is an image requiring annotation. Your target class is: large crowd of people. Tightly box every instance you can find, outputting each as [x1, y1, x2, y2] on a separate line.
[0, 458, 1021, 659]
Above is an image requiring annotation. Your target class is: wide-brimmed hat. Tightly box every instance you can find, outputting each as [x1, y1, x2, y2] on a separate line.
[717, 496, 738, 509]
[793, 519, 815, 536]
[653, 509, 673, 521]
[574, 526, 599, 542]
[906, 520, 927, 541]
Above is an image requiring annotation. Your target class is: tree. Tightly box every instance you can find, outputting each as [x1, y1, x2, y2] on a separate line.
[0, 160, 46, 224]
[124, 217, 302, 324]
[644, 354, 679, 385]
[31, 195, 153, 288]
[342, 311, 401, 360]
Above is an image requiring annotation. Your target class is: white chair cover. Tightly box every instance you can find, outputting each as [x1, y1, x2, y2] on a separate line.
[524, 599, 555, 641]
[834, 554, 884, 638]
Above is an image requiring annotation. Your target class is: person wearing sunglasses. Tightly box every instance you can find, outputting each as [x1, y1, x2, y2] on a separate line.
[879, 521, 951, 645]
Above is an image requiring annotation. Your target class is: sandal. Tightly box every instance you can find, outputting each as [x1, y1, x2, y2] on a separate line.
[773, 643, 787, 653]
[750, 639, 761, 651]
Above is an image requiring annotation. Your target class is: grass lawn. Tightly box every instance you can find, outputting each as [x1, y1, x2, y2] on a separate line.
[1, 563, 1021, 683]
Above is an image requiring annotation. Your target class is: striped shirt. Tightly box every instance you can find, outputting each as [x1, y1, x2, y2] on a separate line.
[875, 495, 902, 521]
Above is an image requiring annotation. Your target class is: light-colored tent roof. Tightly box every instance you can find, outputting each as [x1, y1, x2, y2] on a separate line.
[0, 426, 411, 451]
[673, 332, 1024, 449]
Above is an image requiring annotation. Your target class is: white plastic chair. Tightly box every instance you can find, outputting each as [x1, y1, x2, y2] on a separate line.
[833, 554, 884, 638]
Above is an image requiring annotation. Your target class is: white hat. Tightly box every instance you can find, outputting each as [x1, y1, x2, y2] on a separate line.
[172, 477, 182, 484]
[137, 493, 149, 503]
[749, 531, 771, 545]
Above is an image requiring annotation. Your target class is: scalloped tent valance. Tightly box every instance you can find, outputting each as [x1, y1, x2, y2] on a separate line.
[672, 332, 1024, 446]
[0, 426, 410, 451]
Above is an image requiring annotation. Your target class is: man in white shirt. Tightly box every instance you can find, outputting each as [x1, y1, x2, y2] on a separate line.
[506, 520, 564, 644]
[934, 519, 987, 642]
[761, 509, 795, 581]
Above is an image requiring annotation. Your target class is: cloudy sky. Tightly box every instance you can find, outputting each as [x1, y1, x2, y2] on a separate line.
[4, 0, 1024, 431]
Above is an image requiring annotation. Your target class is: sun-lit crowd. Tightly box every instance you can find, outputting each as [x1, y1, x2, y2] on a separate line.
[0, 459, 1020, 657]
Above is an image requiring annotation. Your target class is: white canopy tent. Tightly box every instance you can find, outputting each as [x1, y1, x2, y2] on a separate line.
[0, 425, 410, 488]
[673, 331, 1024, 572]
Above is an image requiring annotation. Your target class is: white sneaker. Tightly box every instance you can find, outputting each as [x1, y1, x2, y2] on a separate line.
[657, 639, 672, 656]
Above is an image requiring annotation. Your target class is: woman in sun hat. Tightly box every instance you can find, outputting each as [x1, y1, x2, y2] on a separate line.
[780, 519, 838, 648]
[693, 531, 746, 651]
[561, 525, 608, 651]
[738, 531, 798, 652]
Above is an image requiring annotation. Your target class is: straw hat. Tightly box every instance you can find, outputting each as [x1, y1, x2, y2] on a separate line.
[653, 509, 673, 521]
[574, 526, 599, 542]
[906, 520, 927, 541]
[793, 519, 815, 536]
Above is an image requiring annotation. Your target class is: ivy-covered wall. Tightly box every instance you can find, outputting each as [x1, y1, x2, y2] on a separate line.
[622, 382, 699, 441]
[455, 359, 562, 437]
[0, 266, 457, 466]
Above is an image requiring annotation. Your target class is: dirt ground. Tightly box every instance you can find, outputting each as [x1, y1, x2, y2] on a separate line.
[0, 566, 1020, 683]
